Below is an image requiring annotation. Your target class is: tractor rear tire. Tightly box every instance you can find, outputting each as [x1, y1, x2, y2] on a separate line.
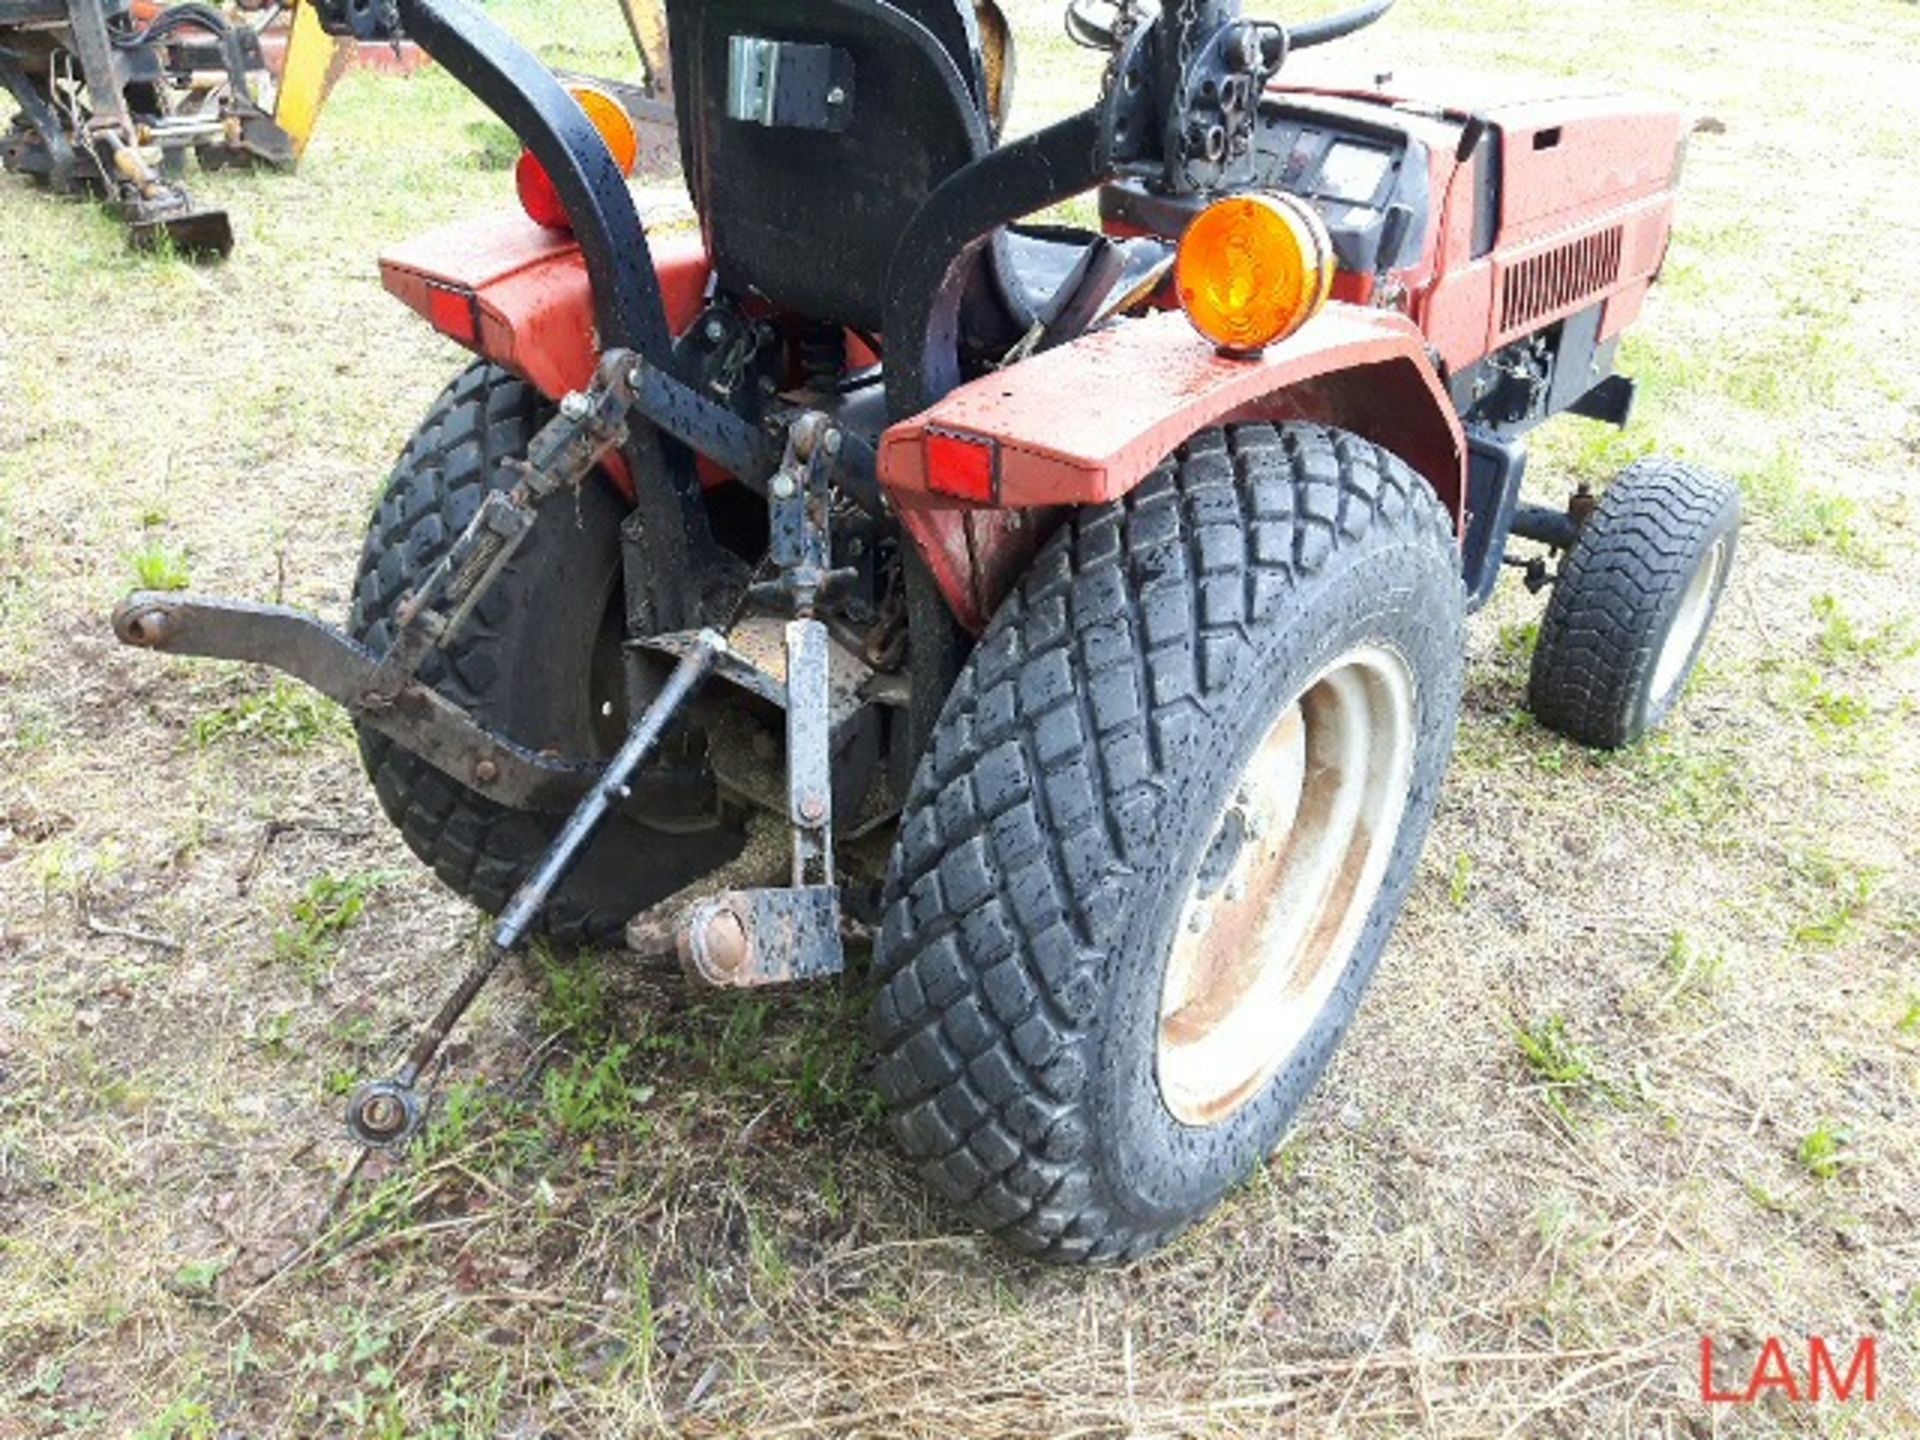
[1527, 458, 1740, 750]
[348, 361, 743, 946]
[869, 424, 1464, 1262]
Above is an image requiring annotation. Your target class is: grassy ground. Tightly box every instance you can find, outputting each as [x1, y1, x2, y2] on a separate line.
[2, 0, 1917, 1435]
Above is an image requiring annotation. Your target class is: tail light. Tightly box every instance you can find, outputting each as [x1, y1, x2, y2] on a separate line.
[924, 428, 998, 503]
[1174, 192, 1335, 356]
[515, 84, 640, 232]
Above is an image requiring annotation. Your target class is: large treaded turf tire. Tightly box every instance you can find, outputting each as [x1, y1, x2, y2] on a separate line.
[1527, 458, 1740, 750]
[348, 362, 742, 945]
[868, 424, 1465, 1263]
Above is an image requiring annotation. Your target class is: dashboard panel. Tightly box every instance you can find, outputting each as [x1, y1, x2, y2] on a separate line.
[1099, 102, 1432, 280]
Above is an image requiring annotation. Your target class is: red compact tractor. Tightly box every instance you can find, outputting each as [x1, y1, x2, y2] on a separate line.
[114, 0, 1738, 1261]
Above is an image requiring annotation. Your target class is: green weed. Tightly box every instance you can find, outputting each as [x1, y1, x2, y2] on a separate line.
[1796, 1119, 1855, 1180]
[1786, 665, 1871, 733]
[1738, 446, 1878, 564]
[1513, 1014, 1616, 1124]
[28, 836, 125, 901]
[1811, 593, 1918, 665]
[1495, 621, 1538, 663]
[535, 946, 613, 1042]
[191, 679, 348, 752]
[746, 1201, 793, 1297]
[1742, 1176, 1793, 1215]
[791, 1018, 879, 1131]
[1448, 853, 1474, 909]
[1630, 734, 1747, 834]
[134, 1392, 215, 1440]
[542, 1044, 651, 1138]
[1653, 930, 1726, 1008]
[713, 999, 775, 1083]
[127, 540, 191, 592]
[1515, 1014, 1593, 1087]
[167, 1259, 224, 1299]
[272, 871, 398, 981]
[817, 1162, 845, 1220]
[1785, 850, 1878, 947]
[618, 1250, 658, 1386]
[252, 1010, 298, 1059]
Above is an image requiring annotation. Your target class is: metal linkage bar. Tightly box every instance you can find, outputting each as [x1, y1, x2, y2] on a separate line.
[677, 414, 851, 990]
[363, 348, 641, 702]
[344, 632, 724, 1150]
[113, 350, 666, 814]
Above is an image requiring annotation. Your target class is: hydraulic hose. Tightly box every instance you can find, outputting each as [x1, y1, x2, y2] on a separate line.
[1289, 0, 1393, 49]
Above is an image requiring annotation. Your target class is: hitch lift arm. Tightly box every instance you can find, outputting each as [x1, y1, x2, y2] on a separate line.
[345, 632, 724, 1150]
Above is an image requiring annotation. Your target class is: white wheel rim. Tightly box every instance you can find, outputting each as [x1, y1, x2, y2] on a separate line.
[1156, 646, 1417, 1127]
[1650, 536, 1727, 707]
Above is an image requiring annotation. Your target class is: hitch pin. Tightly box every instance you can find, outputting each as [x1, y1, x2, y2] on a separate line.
[345, 631, 725, 1151]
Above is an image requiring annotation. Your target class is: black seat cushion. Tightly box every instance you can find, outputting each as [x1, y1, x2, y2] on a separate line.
[961, 225, 1172, 359]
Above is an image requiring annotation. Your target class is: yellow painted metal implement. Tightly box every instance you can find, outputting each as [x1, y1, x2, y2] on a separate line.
[271, 0, 354, 161]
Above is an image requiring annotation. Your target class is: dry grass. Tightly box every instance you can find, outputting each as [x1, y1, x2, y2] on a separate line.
[2, 0, 1918, 1435]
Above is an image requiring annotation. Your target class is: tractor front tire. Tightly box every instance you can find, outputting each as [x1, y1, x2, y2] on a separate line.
[349, 362, 743, 945]
[1527, 458, 1740, 750]
[870, 424, 1464, 1262]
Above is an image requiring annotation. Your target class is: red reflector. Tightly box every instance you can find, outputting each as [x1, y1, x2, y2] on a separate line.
[925, 428, 997, 503]
[426, 284, 480, 345]
[515, 149, 570, 231]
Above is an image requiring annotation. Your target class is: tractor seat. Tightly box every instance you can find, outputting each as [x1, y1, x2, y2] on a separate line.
[967, 225, 1173, 359]
[665, 0, 1169, 380]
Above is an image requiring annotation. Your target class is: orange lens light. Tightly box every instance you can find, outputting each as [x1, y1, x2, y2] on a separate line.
[571, 84, 640, 176]
[1174, 192, 1335, 355]
[515, 83, 642, 232]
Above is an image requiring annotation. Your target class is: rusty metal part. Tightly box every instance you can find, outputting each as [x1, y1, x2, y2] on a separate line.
[1156, 645, 1416, 1127]
[862, 579, 908, 670]
[975, 0, 1015, 138]
[699, 706, 901, 848]
[624, 811, 788, 953]
[677, 885, 843, 988]
[363, 347, 643, 704]
[113, 592, 604, 812]
[344, 1076, 423, 1149]
[685, 903, 750, 978]
[637, 615, 878, 743]
[490, 633, 721, 943]
[668, 410, 864, 989]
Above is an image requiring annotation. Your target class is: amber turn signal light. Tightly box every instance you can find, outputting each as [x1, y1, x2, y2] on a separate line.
[1174, 192, 1335, 355]
[516, 83, 641, 232]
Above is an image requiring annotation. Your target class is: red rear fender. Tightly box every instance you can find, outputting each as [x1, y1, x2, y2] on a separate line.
[880, 305, 1466, 631]
[378, 213, 712, 494]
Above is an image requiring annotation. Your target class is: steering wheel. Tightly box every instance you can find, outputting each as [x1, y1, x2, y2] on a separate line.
[1066, 0, 1394, 53]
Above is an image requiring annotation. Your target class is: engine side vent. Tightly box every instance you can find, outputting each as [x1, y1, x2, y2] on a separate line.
[1501, 226, 1624, 333]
